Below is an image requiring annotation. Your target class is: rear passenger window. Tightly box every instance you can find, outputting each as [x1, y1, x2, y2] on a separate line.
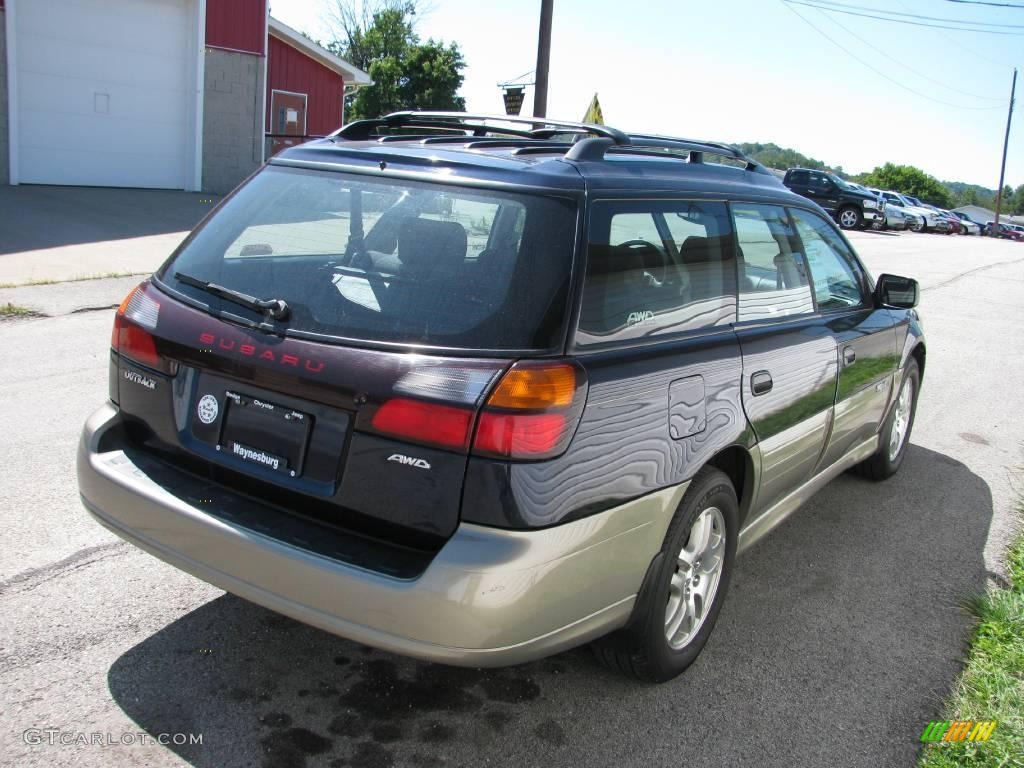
[790, 209, 867, 311]
[576, 201, 735, 347]
[733, 204, 815, 321]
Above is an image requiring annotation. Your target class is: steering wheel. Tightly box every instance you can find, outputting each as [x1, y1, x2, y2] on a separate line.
[618, 239, 668, 284]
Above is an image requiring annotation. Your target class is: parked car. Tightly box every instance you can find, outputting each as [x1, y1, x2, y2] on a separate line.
[926, 207, 960, 235]
[77, 111, 925, 683]
[845, 183, 890, 230]
[877, 191, 943, 233]
[782, 168, 885, 230]
[984, 221, 1024, 240]
[881, 204, 909, 231]
[867, 187, 915, 230]
[949, 211, 981, 235]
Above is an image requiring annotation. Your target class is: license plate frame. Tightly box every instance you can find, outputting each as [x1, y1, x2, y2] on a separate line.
[218, 391, 312, 477]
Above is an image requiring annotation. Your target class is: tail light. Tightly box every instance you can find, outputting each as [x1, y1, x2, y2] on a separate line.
[472, 361, 587, 460]
[367, 361, 587, 461]
[371, 398, 475, 450]
[112, 283, 169, 372]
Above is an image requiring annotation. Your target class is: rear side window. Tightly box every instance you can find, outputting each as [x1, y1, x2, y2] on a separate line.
[158, 166, 577, 351]
[576, 200, 735, 347]
[734, 204, 815, 322]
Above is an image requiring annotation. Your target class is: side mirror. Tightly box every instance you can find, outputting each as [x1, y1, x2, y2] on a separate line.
[875, 273, 919, 309]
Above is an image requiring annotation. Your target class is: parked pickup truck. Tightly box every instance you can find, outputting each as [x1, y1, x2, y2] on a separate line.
[782, 168, 884, 230]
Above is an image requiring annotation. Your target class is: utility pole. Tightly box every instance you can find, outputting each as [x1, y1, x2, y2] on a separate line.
[994, 68, 1017, 230]
[533, 0, 553, 118]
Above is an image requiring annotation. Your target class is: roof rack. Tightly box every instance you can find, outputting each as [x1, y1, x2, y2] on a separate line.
[332, 111, 629, 143]
[329, 111, 767, 174]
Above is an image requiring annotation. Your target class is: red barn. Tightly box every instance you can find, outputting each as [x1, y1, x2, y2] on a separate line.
[266, 17, 369, 157]
[0, 0, 371, 193]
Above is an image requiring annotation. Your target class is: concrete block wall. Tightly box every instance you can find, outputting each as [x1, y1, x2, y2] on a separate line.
[202, 49, 264, 195]
[1, 11, 9, 186]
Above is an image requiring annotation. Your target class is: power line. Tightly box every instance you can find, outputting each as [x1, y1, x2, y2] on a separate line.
[784, 0, 1024, 33]
[943, 0, 1024, 9]
[778, 0, 1006, 108]
[800, 0, 1024, 26]
[807, 6, 1006, 100]
[894, 0, 1022, 67]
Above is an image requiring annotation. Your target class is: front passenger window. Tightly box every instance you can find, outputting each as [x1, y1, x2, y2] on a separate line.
[734, 204, 814, 321]
[790, 209, 867, 311]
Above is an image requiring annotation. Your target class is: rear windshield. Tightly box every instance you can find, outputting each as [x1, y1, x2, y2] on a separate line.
[157, 166, 577, 350]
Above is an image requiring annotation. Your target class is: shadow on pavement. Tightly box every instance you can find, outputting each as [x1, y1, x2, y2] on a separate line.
[108, 444, 990, 768]
[0, 185, 218, 256]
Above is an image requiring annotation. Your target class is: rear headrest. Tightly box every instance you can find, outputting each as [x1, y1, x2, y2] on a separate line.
[587, 244, 645, 276]
[398, 218, 467, 276]
[680, 236, 716, 264]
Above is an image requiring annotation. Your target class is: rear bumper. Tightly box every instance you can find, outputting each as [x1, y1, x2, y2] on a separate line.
[78, 403, 685, 667]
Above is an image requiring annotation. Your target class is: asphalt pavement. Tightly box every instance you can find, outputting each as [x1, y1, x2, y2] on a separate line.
[0, 230, 1022, 768]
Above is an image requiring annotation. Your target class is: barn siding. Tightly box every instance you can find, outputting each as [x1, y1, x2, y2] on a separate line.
[266, 35, 345, 136]
[206, 0, 266, 56]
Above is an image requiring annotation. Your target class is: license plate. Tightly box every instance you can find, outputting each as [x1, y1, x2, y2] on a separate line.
[219, 391, 311, 476]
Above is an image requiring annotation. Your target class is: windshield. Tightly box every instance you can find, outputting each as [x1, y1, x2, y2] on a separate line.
[830, 174, 854, 191]
[158, 166, 577, 351]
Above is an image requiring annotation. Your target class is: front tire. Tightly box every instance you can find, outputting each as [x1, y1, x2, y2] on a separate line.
[593, 467, 738, 682]
[838, 206, 862, 230]
[854, 357, 920, 481]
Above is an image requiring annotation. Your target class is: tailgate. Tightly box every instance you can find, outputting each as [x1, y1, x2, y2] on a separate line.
[113, 284, 509, 541]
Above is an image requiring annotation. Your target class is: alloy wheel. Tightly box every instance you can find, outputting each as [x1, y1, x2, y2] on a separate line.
[889, 376, 914, 460]
[665, 507, 726, 650]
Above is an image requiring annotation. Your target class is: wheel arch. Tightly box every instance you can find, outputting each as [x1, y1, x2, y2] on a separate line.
[910, 341, 926, 380]
[705, 445, 757, 528]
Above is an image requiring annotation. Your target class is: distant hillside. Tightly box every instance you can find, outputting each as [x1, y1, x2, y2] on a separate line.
[943, 180, 998, 207]
[735, 142, 848, 178]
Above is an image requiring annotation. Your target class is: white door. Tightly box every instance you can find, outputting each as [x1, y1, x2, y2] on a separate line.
[13, 0, 194, 189]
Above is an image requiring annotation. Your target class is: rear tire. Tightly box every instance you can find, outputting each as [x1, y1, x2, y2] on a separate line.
[854, 357, 920, 481]
[592, 467, 738, 683]
[838, 206, 862, 230]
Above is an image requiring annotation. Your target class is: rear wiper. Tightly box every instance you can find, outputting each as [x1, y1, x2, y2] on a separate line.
[175, 272, 290, 322]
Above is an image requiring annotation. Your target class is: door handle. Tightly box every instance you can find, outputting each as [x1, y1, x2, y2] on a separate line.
[751, 371, 773, 396]
[843, 346, 857, 365]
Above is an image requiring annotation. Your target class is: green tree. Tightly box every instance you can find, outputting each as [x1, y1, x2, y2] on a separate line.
[1009, 184, 1024, 215]
[325, 1, 466, 120]
[861, 163, 952, 208]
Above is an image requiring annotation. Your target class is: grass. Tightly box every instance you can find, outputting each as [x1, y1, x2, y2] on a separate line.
[0, 271, 146, 289]
[918, 519, 1024, 767]
[0, 303, 37, 318]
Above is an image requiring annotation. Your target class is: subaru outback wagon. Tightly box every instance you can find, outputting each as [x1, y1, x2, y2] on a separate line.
[78, 112, 924, 682]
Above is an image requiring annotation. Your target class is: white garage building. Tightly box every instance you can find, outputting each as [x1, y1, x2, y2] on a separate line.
[0, 0, 370, 193]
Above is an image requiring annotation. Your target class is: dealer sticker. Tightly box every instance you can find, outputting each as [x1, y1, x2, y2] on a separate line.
[196, 394, 219, 425]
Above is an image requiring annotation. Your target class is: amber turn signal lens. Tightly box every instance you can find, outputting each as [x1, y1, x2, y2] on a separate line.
[486, 363, 577, 410]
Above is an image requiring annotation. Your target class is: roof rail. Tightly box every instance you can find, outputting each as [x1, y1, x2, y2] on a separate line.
[332, 111, 630, 143]
[566, 133, 767, 173]
[328, 111, 766, 173]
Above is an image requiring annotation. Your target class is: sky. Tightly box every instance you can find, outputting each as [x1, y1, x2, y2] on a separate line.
[268, 0, 1024, 189]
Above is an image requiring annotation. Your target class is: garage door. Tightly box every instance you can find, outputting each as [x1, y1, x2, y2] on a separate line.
[13, 0, 194, 189]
